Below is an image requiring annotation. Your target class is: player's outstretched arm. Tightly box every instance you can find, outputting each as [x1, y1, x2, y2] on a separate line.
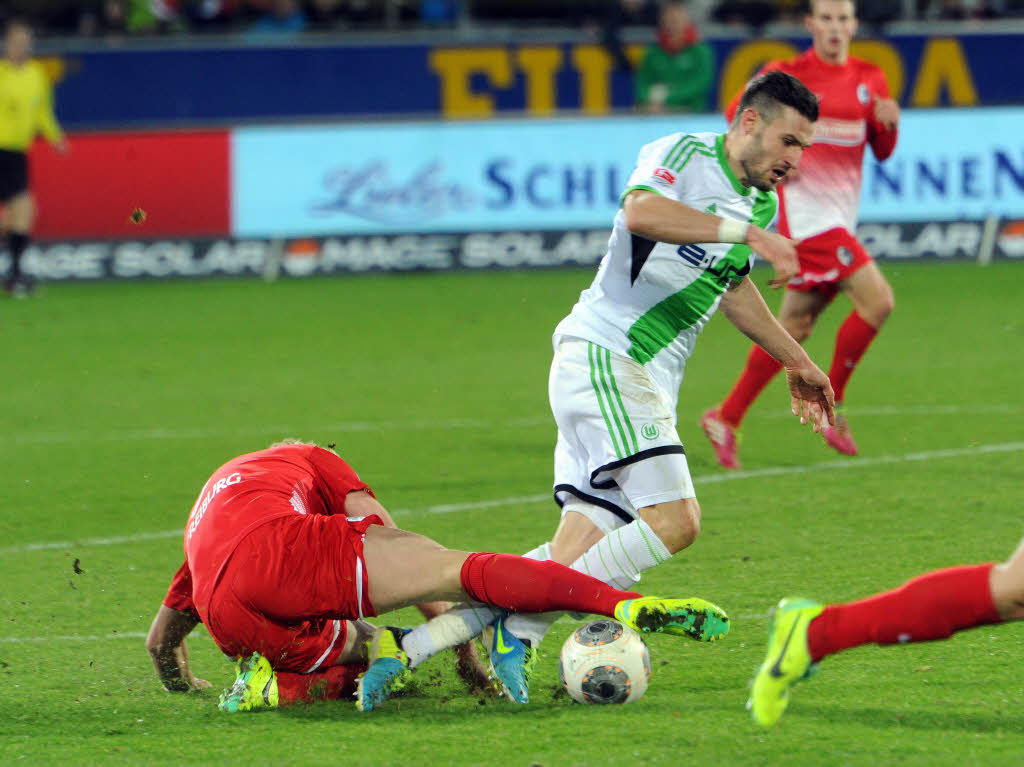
[145, 604, 210, 692]
[622, 191, 799, 286]
[720, 278, 835, 432]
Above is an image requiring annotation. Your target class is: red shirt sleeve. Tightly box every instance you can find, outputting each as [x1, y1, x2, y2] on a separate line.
[866, 66, 898, 161]
[163, 560, 198, 619]
[307, 446, 374, 515]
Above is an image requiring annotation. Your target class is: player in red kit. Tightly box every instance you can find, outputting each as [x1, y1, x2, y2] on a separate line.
[145, 442, 730, 712]
[702, 0, 899, 467]
[748, 535, 1024, 726]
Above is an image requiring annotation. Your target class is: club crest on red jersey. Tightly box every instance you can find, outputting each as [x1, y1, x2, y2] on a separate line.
[653, 167, 676, 185]
[857, 83, 870, 105]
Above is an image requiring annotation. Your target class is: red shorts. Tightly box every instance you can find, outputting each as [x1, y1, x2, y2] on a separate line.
[787, 227, 872, 299]
[205, 513, 381, 674]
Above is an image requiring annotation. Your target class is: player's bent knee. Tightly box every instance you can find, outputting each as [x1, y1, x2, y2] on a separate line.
[990, 558, 1024, 621]
[639, 499, 701, 554]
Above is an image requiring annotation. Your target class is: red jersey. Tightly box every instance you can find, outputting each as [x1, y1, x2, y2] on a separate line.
[727, 49, 898, 240]
[163, 444, 372, 623]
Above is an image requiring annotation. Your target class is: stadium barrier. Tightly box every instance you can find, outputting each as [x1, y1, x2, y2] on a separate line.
[41, 29, 1023, 129]
[18, 107, 1022, 280]
[7, 220, 1020, 283]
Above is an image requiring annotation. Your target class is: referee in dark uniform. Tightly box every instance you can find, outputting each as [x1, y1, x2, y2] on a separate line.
[0, 18, 67, 296]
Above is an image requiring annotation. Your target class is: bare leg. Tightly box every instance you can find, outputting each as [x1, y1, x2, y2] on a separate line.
[990, 537, 1024, 620]
[362, 525, 472, 613]
[840, 260, 894, 330]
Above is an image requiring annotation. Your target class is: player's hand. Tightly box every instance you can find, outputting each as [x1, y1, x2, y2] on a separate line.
[454, 641, 500, 697]
[745, 227, 800, 289]
[873, 96, 900, 130]
[784, 362, 835, 433]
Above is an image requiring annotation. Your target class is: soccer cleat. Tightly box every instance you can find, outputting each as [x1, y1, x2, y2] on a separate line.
[747, 597, 824, 727]
[613, 596, 730, 641]
[488, 615, 537, 704]
[355, 627, 412, 712]
[822, 407, 858, 456]
[218, 652, 279, 713]
[700, 408, 741, 470]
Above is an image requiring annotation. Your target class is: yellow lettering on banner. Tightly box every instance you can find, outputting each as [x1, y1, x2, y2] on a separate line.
[910, 38, 978, 106]
[625, 43, 647, 70]
[849, 40, 904, 101]
[516, 47, 563, 115]
[572, 45, 614, 114]
[429, 48, 512, 118]
[718, 40, 799, 110]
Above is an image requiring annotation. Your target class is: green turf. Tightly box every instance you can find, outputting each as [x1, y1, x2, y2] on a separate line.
[2, 261, 1023, 766]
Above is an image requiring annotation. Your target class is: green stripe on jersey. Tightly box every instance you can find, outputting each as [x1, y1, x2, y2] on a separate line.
[625, 244, 752, 365]
[664, 136, 715, 172]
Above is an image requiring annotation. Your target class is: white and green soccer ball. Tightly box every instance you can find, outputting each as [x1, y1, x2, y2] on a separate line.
[559, 620, 651, 705]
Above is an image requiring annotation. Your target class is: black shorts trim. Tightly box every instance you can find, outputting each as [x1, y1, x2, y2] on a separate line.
[553, 483, 635, 526]
[589, 445, 687, 490]
[0, 149, 28, 202]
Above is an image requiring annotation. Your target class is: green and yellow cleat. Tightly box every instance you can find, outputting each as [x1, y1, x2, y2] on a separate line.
[747, 597, 824, 727]
[355, 627, 412, 712]
[613, 596, 730, 641]
[218, 652, 279, 713]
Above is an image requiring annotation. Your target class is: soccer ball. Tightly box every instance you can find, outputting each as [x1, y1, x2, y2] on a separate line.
[559, 620, 651, 704]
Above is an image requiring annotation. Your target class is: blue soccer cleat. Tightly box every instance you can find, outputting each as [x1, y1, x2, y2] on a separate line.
[355, 627, 412, 712]
[488, 615, 537, 704]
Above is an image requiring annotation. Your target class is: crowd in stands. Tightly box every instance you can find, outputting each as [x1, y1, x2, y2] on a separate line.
[8, 0, 1024, 38]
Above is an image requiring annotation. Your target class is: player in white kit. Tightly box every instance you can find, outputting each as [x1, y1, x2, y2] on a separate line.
[388, 71, 836, 704]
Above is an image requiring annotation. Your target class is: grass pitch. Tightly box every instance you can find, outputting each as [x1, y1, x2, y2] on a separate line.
[2, 261, 1023, 766]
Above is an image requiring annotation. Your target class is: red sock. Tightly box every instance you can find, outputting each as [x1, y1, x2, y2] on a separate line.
[828, 311, 878, 403]
[276, 664, 366, 705]
[719, 345, 783, 427]
[806, 564, 1002, 662]
[460, 552, 641, 616]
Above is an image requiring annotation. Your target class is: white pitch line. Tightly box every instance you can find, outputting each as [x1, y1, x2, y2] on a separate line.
[2, 404, 1019, 446]
[0, 416, 551, 446]
[4, 440, 1023, 557]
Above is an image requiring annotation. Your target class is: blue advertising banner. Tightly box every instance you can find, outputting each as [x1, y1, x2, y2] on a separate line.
[48, 32, 1024, 129]
[231, 108, 1024, 237]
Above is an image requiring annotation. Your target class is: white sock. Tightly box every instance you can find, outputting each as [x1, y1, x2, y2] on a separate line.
[400, 542, 552, 668]
[402, 602, 499, 669]
[505, 519, 672, 646]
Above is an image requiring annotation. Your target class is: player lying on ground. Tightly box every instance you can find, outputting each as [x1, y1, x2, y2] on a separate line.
[146, 442, 730, 712]
[386, 70, 835, 705]
[702, 0, 900, 466]
[748, 538, 1024, 726]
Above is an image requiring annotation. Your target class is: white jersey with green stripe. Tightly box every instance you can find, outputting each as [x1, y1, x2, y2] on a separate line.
[553, 131, 778, 404]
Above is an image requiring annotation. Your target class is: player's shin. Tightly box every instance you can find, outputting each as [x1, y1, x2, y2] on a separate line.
[503, 528, 660, 646]
[401, 603, 501, 668]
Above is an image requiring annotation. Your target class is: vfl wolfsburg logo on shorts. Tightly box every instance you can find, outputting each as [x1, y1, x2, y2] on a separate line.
[641, 423, 659, 440]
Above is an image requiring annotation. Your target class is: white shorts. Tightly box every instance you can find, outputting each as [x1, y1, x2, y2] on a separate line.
[549, 337, 695, 531]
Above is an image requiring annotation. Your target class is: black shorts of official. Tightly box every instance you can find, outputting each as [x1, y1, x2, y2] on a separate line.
[0, 149, 29, 202]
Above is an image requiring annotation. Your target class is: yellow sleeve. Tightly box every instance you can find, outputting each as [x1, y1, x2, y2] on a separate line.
[34, 66, 63, 145]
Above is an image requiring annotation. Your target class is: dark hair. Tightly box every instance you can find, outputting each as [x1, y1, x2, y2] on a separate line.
[737, 70, 819, 123]
[806, 0, 857, 13]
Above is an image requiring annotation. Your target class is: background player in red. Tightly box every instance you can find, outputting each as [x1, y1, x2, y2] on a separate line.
[748, 535, 1024, 726]
[145, 442, 730, 712]
[701, 0, 899, 467]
